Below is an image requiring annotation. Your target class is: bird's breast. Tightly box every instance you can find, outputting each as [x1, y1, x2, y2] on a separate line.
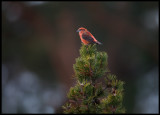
[81, 38, 90, 45]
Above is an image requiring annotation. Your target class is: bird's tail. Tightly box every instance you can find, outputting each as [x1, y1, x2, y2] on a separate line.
[96, 41, 102, 45]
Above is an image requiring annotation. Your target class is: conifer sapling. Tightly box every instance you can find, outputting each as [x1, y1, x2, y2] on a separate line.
[62, 44, 125, 113]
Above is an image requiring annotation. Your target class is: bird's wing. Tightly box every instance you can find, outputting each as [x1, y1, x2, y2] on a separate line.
[82, 33, 95, 43]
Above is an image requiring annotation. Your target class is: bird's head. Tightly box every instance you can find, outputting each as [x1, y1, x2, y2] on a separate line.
[76, 27, 86, 32]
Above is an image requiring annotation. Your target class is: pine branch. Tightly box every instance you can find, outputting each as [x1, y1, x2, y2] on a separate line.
[62, 44, 125, 113]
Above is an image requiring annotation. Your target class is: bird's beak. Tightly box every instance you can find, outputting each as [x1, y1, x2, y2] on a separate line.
[76, 29, 80, 32]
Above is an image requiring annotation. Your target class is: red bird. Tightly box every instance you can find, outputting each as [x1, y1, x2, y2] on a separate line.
[77, 27, 102, 45]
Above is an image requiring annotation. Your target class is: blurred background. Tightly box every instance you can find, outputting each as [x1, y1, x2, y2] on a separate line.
[2, 1, 159, 114]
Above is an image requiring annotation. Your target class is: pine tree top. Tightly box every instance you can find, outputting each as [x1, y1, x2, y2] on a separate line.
[62, 43, 125, 114]
[73, 44, 109, 83]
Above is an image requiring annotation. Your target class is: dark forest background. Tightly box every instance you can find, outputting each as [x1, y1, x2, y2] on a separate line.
[2, 1, 158, 113]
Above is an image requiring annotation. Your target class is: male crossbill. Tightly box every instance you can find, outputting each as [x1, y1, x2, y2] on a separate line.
[77, 27, 102, 45]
